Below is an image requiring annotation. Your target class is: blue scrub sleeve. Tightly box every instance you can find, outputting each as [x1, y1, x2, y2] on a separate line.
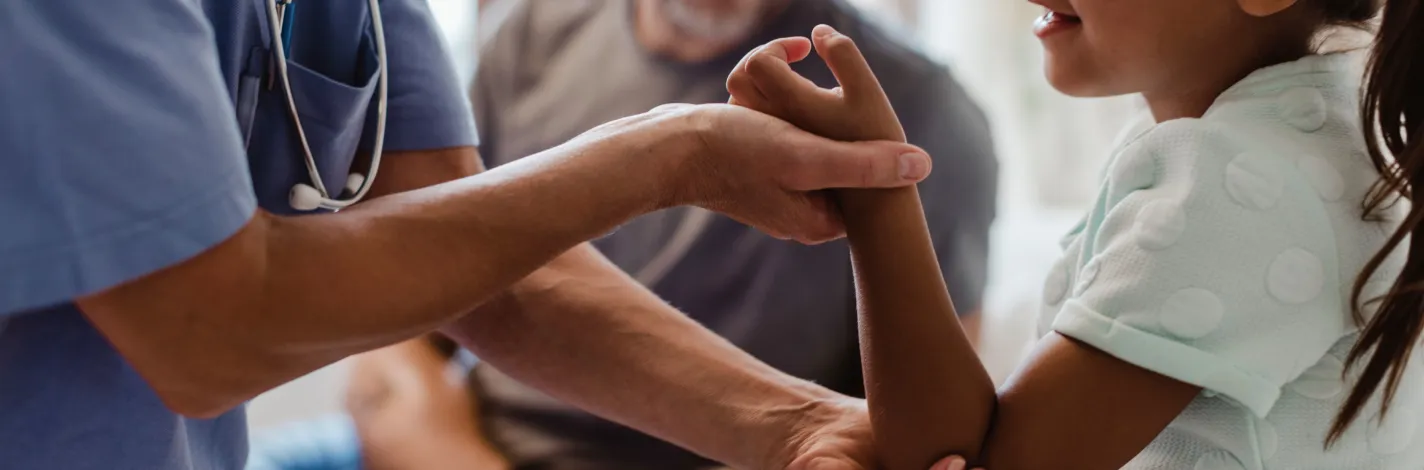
[0, 0, 258, 315]
[378, 0, 479, 151]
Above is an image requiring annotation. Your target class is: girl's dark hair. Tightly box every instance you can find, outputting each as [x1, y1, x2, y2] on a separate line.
[1321, 0, 1424, 445]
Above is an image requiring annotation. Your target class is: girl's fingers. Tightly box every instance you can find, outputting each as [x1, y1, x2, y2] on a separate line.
[727, 71, 769, 110]
[728, 38, 810, 111]
[741, 37, 838, 114]
[810, 24, 890, 106]
[728, 46, 773, 110]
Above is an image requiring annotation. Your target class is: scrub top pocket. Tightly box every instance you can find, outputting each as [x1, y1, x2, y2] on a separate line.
[243, 40, 379, 214]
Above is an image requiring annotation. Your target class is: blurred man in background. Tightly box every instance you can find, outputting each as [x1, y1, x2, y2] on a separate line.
[296, 0, 996, 469]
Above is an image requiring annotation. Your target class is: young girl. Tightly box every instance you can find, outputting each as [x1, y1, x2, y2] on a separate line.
[725, 0, 1424, 468]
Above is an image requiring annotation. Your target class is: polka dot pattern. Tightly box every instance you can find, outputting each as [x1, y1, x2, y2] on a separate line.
[1290, 354, 1345, 399]
[1257, 418, 1280, 460]
[1159, 288, 1224, 339]
[1027, 57, 1423, 467]
[1297, 155, 1346, 202]
[1369, 407, 1418, 455]
[1135, 200, 1188, 250]
[1226, 152, 1285, 210]
[1075, 259, 1102, 296]
[1194, 450, 1246, 470]
[1043, 258, 1072, 306]
[1279, 88, 1329, 132]
[1267, 248, 1325, 304]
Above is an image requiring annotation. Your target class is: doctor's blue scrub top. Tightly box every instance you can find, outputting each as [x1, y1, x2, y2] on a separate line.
[0, 0, 477, 468]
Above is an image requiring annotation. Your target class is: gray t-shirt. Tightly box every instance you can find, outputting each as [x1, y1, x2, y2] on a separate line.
[471, 1, 998, 468]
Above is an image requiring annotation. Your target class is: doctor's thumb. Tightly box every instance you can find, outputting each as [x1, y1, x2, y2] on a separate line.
[782, 139, 931, 191]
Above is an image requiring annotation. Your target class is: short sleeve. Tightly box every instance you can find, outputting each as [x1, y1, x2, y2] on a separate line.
[378, 0, 479, 151]
[0, 0, 257, 314]
[1051, 120, 1351, 417]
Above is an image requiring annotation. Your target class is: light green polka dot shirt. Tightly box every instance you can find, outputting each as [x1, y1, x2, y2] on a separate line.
[1038, 53, 1422, 469]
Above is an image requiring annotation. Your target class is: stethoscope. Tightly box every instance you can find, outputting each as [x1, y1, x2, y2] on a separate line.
[265, 0, 389, 212]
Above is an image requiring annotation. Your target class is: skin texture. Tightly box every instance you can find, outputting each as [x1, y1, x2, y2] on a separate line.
[727, 26, 1203, 470]
[441, 242, 881, 470]
[346, 157, 510, 470]
[74, 103, 932, 470]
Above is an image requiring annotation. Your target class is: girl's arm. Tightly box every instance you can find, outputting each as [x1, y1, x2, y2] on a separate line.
[727, 26, 1200, 470]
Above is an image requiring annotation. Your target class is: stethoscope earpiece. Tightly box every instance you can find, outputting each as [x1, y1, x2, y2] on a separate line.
[345, 173, 366, 195]
[268, 0, 388, 212]
[289, 183, 324, 212]
[288, 173, 367, 212]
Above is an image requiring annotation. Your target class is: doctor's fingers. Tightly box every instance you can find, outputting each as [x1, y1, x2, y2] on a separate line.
[928, 456, 983, 470]
[756, 191, 847, 245]
[774, 133, 931, 191]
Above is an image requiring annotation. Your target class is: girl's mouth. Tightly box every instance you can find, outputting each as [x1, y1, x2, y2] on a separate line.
[1034, 10, 1083, 38]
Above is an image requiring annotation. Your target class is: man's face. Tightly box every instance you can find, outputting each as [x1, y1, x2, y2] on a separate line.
[660, 0, 774, 44]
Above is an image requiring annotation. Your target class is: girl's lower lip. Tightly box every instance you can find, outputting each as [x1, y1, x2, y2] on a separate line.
[1033, 11, 1082, 38]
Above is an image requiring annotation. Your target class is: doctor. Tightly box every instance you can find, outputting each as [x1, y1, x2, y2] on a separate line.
[0, 1, 940, 470]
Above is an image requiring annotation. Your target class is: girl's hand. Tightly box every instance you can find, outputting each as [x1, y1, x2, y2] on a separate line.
[725, 25, 907, 144]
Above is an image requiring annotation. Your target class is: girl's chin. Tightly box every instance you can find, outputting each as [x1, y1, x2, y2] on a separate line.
[1042, 62, 1122, 98]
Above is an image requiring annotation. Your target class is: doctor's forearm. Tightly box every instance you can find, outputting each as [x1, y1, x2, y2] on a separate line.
[441, 244, 844, 470]
[79, 127, 687, 417]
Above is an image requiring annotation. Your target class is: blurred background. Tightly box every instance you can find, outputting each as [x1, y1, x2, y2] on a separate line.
[248, 0, 1145, 433]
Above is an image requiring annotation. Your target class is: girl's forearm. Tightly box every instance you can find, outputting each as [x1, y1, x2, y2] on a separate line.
[840, 185, 997, 470]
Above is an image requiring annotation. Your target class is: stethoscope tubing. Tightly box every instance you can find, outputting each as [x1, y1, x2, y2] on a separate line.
[266, 0, 388, 211]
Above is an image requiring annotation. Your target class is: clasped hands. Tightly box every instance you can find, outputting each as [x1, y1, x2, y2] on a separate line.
[346, 25, 976, 470]
[725, 25, 979, 470]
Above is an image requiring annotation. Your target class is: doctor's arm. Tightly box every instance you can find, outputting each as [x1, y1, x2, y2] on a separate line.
[76, 106, 920, 410]
[353, 147, 858, 470]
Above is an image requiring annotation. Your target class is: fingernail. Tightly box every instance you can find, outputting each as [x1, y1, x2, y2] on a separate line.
[899, 153, 930, 181]
[947, 457, 967, 470]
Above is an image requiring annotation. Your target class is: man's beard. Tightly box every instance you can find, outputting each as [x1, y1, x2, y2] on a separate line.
[660, 0, 767, 45]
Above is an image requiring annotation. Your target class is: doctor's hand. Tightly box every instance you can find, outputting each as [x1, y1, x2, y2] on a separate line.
[771, 398, 980, 470]
[577, 102, 929, 245]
